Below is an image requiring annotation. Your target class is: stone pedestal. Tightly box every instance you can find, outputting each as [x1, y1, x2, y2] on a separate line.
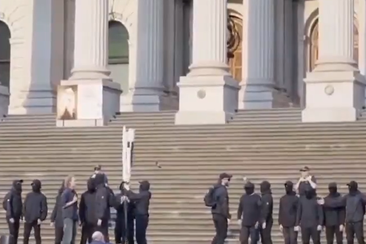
[238, 0, 275, 109]
[57, 0, 121, 126]
[175, 0, 239, 125]
[302, 0, 366, 122]
[122, 0, 165, 111]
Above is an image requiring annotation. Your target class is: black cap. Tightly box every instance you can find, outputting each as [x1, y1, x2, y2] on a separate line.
[300, 166, 310, 172]
[347, 181, 358, 188]
[31, 179, 41, 186]
[284, 181, 293, 187]
[219, 173, 232, 180]
[328, 182, 337, 188]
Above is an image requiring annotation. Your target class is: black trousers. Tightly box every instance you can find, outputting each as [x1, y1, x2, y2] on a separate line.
[95, 220, 109, 242]
[55, 227, 63, 244]
[80, 223, 94, 244]
[115, 217, 134, 244]
[23, 220, 41, 244]
[7, 218, 20, 244]
[211, 214, 228, 244]
[260, 221, 273, 244]
[345, 222, 364, 244]
[326, 226, 343, 244]
[135, 215, 149, 244]
[301, 226, 320, 244]
[240, 225, 259, 244]
[282, 227, 297, 244]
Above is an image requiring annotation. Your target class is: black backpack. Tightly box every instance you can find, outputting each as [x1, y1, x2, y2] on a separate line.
[2, 192, 11, 210]
[204, 187, 216, 207]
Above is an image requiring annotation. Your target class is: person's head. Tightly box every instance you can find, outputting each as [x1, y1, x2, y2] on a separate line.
[92, 231, 105, 243]
[300, 166, 310, 178]
[31, 179, 42, 193]
[218, 173, 232, 187]
[328, 182, 338, 194]
[244, 182, 254, 195]
[260, 181, 271, 194]
[304, 185, 314, 199]
[94, 173, 105, 187]
[64, 175, 76, 189]
[94, 165, 102, 174]
[87, 178, 95, 192]
[12, 180, 23, 193]
[284, 181, 294, 194]
[347, 181, 358, 193]
[139, 180, 150, 192]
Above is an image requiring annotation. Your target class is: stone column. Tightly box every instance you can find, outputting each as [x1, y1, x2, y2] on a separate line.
[302, 0, 365, 122]
[175, 0, 239, 125]
[121, 0, 165, 111]
[58, 0, 121, 127]
[239, 0, 276, 109]
[70, 0, 109, 80]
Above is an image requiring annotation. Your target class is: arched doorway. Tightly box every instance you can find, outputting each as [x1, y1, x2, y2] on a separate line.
[108, 21, 129, 92]
[309, 18, 359, 71]
[0, 21, 11, 88]
[227, 15, 242, 82]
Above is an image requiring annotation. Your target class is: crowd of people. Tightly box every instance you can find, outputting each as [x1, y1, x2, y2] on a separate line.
[3, 165, 151, 244]
[207, 166, 366, 244]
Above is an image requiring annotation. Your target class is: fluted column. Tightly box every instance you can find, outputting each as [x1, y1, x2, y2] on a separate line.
[189, 0, 229, 76]
[315, 0, 356, 71]
[242, 0, 275, 86]
[70, 0, 109, 80]
[135, 0, 164, 90]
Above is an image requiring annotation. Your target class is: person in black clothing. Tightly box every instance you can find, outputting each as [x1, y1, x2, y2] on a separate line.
[4, 179, 23, 244]
[61, 176, 78, 244]
[79, 178, 97, 244]
[259, 181, 273, 244]
[295, 166, 317, 197]
[23, 179, 48, 244]
[95, 173, 114, 242]
[209, 173, 231, 244]
[295, 185, 323, 244]
[114, 181, 135, 244]
[320, 181, 366, 244]
[50, 181, 65, 244]
[324, 183, 345, 244]
[237, 181, 261, 244]
[278, 181, 299, 244]
[125, 180, 152, 244]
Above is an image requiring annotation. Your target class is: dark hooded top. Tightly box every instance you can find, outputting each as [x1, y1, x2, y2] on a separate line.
[79, 178, 97, 225]
[95, 173, 115, 221]
[237, 182, 262, 227]
[114, 181, 135, 220]
[4, 180, 23, 219]
[260, 181, 273, 223]
[51, 182, 65, 227]
[296, 185, 323, 227]
[23, 179, 48, 222]
[126, 180, 151, 216]
[323, 183, 345, 226]
[278, 181, 299, 227]
[211, 183, 230, 219]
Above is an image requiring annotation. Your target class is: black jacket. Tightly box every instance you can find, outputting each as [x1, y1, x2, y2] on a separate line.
[79, 178, 97, 225]
[5, 180, 23, 219]
[237, 192, 262, 227]
[324, 192, 345, 226]
[324, 190, 366, 223]
[115, 182, 135, 221]
[211, 184, 230, 219]
[23, 180, 48, 223]
[260, 181, 273, 223]
[95, 174, 114, 221]
[126, 181, 151, 216]
[296, 195, 323, 228]
[51, 184, 65, 228]
[278, 191, 299, 227]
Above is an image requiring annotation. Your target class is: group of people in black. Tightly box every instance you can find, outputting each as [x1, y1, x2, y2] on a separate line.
[3, 165, 151, 244]
[207, 166, 366, 244]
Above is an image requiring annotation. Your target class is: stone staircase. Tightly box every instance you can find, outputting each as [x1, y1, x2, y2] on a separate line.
[0, 109, 366, 244]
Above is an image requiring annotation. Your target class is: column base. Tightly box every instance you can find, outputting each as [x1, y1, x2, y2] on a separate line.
[120, 90, 178, 112]
[302, 71, 366, 122]
[238, 83, 276, 109]
[0, 85, 9, 116]
[175, 75, 239, 125]
[9, 85, 56, 114]
[56, 79, 122, 127]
